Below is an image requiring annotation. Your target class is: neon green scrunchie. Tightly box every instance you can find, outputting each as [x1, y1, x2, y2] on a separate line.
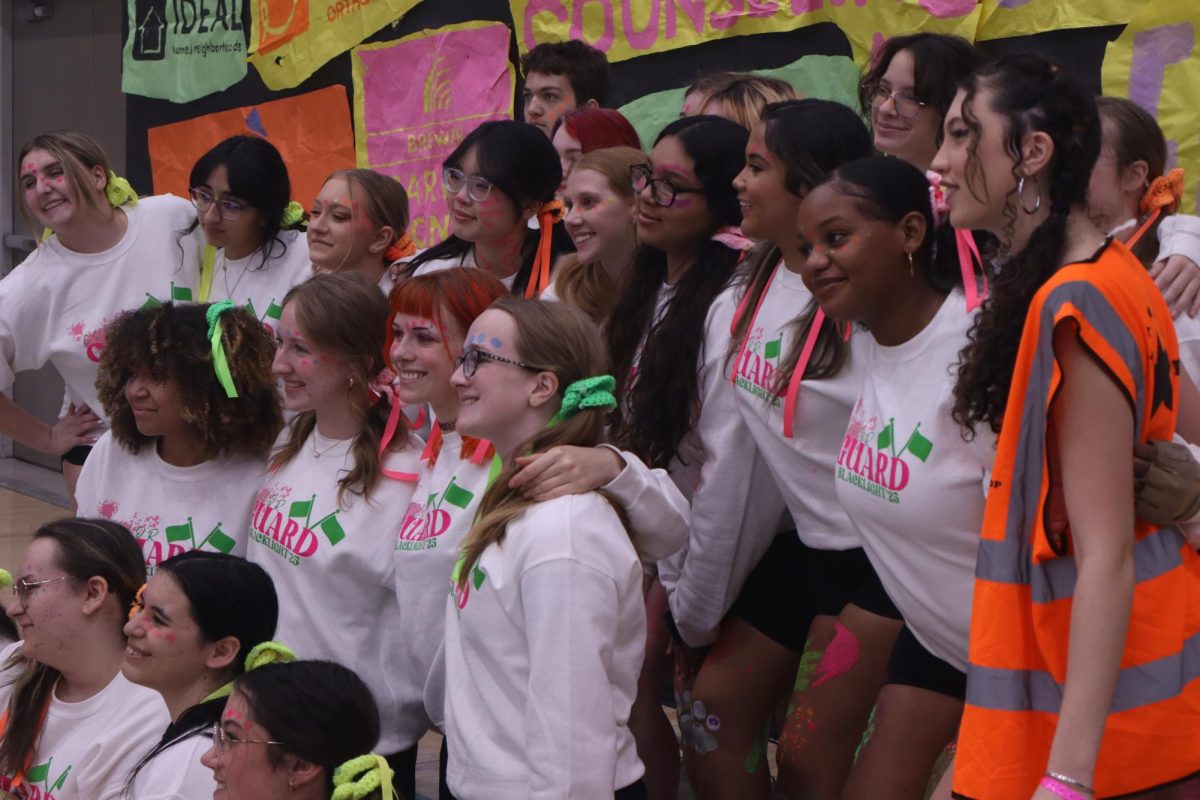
[243, 640, 297, 672]
[105, 171, 138, 208]
[551, 375, 617, 424]
[280, 200, 305, 228]
[206, 300, 240, 399]
[332, 754, 395, 800]
[0, 569, 12, 592]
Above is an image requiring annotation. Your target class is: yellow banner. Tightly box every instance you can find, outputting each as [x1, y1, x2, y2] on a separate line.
[976, 0, 1132, 42]
[1102, 0, 1200, 214]
[248, 0, 423, 90]
[512, 0, 980, 67]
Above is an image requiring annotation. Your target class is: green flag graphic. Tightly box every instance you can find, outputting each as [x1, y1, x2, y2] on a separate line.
[472, 566, 487, 590]
[289, 499, 313, 519]
[317, 515, 346, 546]
[25, 760, 48, 783]
[171, 283, 194, 302]
[141, 293, 162, 309]
[442, 480, 475, 510]
[905, 425, 933, 462]
[244, 299, 258, 319]
[876, 419, 894, 452]
[764, 336, 781, 360]
[165, 519, 194, 544]
[265, 301, 284, 321]
[206, 525, 237, 555]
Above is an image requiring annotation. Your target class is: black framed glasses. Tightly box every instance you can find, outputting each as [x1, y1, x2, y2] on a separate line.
[454, 348, 546, 379]
[211, 723, 285, 758]
[14, 576, 67, 604]
[443, 168, 495, 202]
[189, 188, 251, 220]
[866, 84, 929, 119]
[630, 164, 706, 208]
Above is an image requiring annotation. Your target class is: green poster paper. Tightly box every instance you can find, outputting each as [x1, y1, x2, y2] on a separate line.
[122, 0, 248, 102]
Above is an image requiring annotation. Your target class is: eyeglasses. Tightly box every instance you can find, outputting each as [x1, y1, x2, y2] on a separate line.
[14, 576, 68, 604]
[454, 348, 546, 379]
[211, 723, 285, 758]
[630, 164, 706, 208]
[443, 168, 495, 203]
[866, 85, 929, 119]
[189, 188, 251, 220]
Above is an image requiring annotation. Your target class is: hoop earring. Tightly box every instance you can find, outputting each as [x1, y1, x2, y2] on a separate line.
[906, 251, 915, 277]
[1017, 176, 1042, 215]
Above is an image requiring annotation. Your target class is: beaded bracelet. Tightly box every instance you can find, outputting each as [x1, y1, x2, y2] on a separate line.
[1047, 771, 1093, 795]
[1039, 776, 1090, 800]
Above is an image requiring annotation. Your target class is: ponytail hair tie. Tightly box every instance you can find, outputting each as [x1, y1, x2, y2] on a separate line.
[1128, 168, 1185, 250]
[711, 225, 755, 252]
[551, 375, 617, 424]
[332, 753, 395, 800]
[128, 582, 147, 621]
[0, 569, 12, 592]
[524, 199, 566, 299]
[385, 232, 417, 263]
[926, 170, 950, 228]
[105, 171, 139, 208]
[280, 200, 306, 229]
[244, 640, 297, 672]
[206, 300, 240, 399]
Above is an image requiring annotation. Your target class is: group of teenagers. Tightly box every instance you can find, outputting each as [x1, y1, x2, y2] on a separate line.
[1, 32, 1200, 800]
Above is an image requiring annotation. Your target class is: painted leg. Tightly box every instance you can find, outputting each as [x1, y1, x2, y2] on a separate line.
[630, 579, 680, 800]
[682, 618, 800, 800]
[777, 605, 902, 800]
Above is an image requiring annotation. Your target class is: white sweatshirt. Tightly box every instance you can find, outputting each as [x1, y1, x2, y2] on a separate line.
[410, 249, 519, 290]
[729, 263, 864, 551]
[130, 733, 215, 799]
[0, 195, 199, 422]
[442, 493, 645, 799]
[0, 641, 170, 800]
[246, 428, 421, 753]
[652, 283, 790, 647]
[835, 290, 987, 671]
[207, 229, 312, 336]
[75, 432, 266, 574]
[397, 431, 689, 739]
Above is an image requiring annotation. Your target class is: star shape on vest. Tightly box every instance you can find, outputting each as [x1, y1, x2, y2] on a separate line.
[1151, 337, 1174, 415]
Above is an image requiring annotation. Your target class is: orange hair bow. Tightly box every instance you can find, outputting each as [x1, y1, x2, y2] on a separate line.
[386, 232, 418, 263]
[1128, 168, 1184, 249]
[525, 199, 566, 299]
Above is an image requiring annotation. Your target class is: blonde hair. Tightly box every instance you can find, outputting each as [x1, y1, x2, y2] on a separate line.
[16, 130, 112, 235]
[328, 168, 409, 254]
[685, 72, 799, 130]
[455, 298, 630, 588]
[552, 147, 647, 325]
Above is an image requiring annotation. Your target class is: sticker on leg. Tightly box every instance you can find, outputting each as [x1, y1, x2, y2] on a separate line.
[676, 690, 720, 754]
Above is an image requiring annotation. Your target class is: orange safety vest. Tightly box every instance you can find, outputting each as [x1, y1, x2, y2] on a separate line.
[953, 240, 1200, 799]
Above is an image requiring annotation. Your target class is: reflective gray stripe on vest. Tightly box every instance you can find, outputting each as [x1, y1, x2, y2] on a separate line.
[975, 280, 1145, 600]
[966, 627, 1200, 713]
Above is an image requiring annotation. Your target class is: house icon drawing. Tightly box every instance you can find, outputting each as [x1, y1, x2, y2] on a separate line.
[133, 2, 166, 61]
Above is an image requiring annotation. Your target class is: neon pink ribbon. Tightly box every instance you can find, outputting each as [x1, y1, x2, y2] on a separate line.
[957, 228, 987, 312]
[783, 308, 826, 439]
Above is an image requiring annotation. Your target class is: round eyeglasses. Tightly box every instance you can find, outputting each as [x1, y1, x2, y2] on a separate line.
[443, 168, 495, 203]
[211, 723, 285, 758]
[189, 188, 251, 220]
[454, 348, 547, 379]
[630, 164, 706, 208]
[866, 85, 929, 119]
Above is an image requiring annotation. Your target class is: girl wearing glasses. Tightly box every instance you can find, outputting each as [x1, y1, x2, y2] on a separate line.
[75, 302, 282, 575]
[184, 136, 312, 335]
[0, 130, 200, 497]
[122, 552, 279, 799]
[0, 518, 169, 799]
[548, 146, 648, 324]
[607, 115, 789, 800]
[249, 272, 423, 797]
[402, 120, 573, 298]
[201, 660, 393, 800]
[439, 297, 646, 799]
[308, 168, 414, 295]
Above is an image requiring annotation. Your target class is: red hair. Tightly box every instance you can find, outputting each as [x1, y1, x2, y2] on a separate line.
[554, 107, 641, 153]
[386, 268, 508, 366]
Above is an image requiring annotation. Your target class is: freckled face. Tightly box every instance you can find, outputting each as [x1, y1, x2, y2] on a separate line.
[308, 177, 383, 271]
[122, 571, 213, 693]
[271, 301, 356, 416]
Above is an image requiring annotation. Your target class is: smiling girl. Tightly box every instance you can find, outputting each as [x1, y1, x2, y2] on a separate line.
[185, 136, 311, 334]
[0, 131, 200, 495]
[76, 302, 282, 573]
[402, 120, 573, 297]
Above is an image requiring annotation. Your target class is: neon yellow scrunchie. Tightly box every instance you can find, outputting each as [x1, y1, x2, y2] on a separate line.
[331, 754, 395, 800]
[206, 300, 240, 399]
[280, 200, 305, 228]
[551, 375, 617, 424]
[243, 640, 297, 672]
[105, 171, 138, 208]
[0, 569, 12, 592]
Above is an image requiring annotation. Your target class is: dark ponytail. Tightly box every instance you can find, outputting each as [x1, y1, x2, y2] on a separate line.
[951, 55, 1101, 435]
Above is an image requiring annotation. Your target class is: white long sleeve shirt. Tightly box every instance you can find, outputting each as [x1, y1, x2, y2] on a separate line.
[442, 493, 645, 799]
[0, 195, 199, 422]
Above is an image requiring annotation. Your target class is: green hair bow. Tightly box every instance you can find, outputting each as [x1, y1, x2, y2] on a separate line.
[280, 200, 305, 228]
[206, 300, 239, 399]
[551, 375, 617, 424]
[332, 754, 395, 800]
[105, 171, 138, 208]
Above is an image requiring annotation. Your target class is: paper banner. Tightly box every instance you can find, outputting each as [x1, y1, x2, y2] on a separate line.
[146, 85, 356, 210]
[976, 0, 1132, 42]
[352, 21, 516, 250]
[511, 0, 980, 67]
[1102, 1, 1200, 214]
[122, 0, 247, 102]
[619, 54, 861, 149]
[247, 0, 424, 90]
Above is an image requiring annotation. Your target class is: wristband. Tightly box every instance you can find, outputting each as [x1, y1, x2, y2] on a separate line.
[1039, 776, 1089, 800]
[1046, 771, 1093, 794]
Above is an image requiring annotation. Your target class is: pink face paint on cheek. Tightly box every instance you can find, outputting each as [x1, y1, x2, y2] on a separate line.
[165, 632, 176, 643]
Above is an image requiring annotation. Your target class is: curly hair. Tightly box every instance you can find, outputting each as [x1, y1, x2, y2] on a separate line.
[950, 55, 1101, 436]
[96, 303, 282, 459]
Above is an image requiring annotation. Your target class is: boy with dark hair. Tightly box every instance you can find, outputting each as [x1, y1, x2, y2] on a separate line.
[520, 40, 610, 137]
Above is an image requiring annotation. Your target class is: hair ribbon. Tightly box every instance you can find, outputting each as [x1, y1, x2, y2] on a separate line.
[371, 368, 420, 483]
[332, 753, 396, 800]
[1127, 167, 1185, 249]
[105, 171, 138, 207]
[385, 232, 418, 263]
[550, 375, 617, 424]
[280, 200, 306, 228]
[525, 199, 565, 299]
[927, 170, 987, 312]
[206, 301, 240, 399]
